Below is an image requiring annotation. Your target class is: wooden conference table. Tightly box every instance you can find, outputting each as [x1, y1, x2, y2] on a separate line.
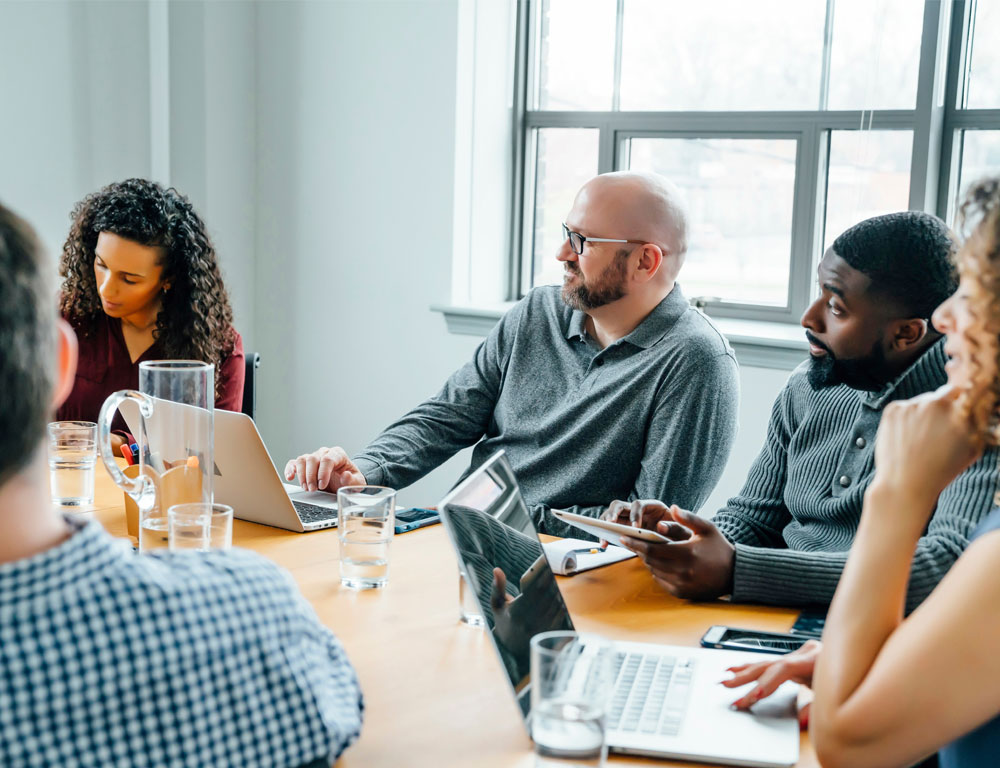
[87, 464, 817, 768]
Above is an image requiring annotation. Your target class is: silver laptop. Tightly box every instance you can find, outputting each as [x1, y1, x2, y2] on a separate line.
[438, 451, 799, 768]
[122, 399, 338, 532]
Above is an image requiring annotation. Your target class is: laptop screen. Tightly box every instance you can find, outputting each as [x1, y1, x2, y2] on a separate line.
[439, 451, 574, 720]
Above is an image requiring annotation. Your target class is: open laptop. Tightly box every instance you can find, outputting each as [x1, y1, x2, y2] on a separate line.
[121, 399, 338, 532]
[438, 451, 799, 768]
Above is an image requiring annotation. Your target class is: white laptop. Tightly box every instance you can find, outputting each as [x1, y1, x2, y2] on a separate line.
[121, 399, 338, 532]
[438, 451, 799, 768]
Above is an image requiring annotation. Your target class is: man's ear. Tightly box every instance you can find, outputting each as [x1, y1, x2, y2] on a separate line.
[890, 317, 929, 350]
[51, 319, 78, 409]
[633, 243, 664, 283]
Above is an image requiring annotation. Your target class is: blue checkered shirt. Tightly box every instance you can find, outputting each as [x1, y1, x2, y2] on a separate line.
[0, 516, 363, 767]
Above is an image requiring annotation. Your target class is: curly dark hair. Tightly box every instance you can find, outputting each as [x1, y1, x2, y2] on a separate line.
[59, 178, 235, 398]
[954, 177, 1000, 447]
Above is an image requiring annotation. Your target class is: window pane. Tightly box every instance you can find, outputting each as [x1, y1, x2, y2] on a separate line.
[965, 1, 1000, 108]
[957, 130, 1000, 209]
[536, 0, 616, 110]
[824, 131, 912, 253]
[620, 0, 824, 111]
[627, 138, 797, 307]
[826, 0, 922, 110]
[530, 128, 600, 288]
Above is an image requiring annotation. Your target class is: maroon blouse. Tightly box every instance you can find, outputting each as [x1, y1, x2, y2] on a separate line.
[58, 313, 246, 434]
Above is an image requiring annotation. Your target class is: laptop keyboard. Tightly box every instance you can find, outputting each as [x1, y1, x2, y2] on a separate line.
[607, 652, 695, 737]
[292, 500, 338, 527]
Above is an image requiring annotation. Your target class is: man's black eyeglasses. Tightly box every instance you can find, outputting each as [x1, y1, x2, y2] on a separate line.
[562, 223, 647, 255]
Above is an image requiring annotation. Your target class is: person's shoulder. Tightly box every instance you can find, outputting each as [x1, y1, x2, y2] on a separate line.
[143, 548, 299, 606]
[668, 306, 737, 368]
[224, 326, 244, 358]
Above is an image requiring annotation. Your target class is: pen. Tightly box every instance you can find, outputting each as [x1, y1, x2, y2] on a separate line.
[570, 544, 610, 555]
[120, 443, 134, 466]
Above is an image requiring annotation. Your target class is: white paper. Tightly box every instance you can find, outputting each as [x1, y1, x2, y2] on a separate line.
[542, 538, 635, 576]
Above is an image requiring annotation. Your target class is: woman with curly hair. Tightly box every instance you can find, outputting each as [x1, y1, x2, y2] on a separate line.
[722, 177, 1000, 768]
[57, 178, 244, 451]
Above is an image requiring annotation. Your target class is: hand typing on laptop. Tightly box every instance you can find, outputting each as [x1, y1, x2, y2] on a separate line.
[722, 640, 821, 730]
[285, 446, 366, 492]
[602, 500, 735, 601]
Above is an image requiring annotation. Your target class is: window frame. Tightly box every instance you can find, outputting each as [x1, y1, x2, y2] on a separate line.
[510, 0, 1000, 325]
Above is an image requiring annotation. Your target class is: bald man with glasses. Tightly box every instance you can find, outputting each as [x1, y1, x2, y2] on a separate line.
[288, 171, 739, 536]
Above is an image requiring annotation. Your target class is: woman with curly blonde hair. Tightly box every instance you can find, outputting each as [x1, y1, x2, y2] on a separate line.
[57, 178, 244, 451]
[722, 177, 1000, 768]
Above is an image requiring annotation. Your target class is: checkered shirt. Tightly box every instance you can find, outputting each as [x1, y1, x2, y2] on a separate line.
[0, 516, 363, 767]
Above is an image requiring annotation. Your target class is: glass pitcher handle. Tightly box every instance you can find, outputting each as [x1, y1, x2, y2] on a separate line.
[98, 390, 156, 514]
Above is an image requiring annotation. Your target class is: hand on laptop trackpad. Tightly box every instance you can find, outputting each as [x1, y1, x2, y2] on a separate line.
[748, 682, 798, 718]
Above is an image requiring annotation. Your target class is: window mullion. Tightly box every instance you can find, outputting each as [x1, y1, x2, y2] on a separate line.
[818, 0, 836, 111]
[788, 124, 823, 320]
[937, 0, 972, 220]
[611, 0, 625, 112]
[908, 0, 952, 213]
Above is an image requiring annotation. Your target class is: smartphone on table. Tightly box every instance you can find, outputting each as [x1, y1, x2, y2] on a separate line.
[394, 507, 441, 534]
[700, 625, 808, 655]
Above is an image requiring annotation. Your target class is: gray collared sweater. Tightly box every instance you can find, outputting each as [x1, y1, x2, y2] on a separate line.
[353, 285, 739, 535]
[714, 338, 999, 612]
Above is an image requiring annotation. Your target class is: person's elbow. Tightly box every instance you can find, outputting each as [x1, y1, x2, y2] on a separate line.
[811, 714, 891, 768]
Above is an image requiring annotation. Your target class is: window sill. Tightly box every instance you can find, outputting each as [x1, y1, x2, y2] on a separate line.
[431, 304, 809, 371]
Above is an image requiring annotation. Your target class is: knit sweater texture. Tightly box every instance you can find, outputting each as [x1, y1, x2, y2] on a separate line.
[714, 338, 999, 611]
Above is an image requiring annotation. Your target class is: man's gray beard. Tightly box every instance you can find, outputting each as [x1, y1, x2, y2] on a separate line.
[559, 252, 629, 311]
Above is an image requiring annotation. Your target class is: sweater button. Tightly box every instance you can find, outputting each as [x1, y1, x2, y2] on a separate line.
[595, 359, 604, 367]
[855, 437, 866, 448]
[839, 475, 851, 488]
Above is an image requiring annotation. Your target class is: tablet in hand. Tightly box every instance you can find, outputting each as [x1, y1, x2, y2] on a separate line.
[551, 509, 671, 548]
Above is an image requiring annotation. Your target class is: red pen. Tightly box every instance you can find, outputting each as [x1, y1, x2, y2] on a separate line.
[120, 443, 134, 466]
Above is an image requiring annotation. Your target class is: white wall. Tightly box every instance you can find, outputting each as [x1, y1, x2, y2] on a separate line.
[254, 0, 482, 507]
[0, 1, 151, 264]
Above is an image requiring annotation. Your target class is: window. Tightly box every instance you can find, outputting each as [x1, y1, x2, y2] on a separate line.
[511, 0, 1000, 325]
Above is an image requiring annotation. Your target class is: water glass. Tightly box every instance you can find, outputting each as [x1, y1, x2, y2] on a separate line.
[337, 486, 395, 589]
[47, 421, 97, 506]
[530, 631, 614, 768]
[167, 503, 234, 552]
[459, 568, 486, 626]
[168, 504, 210, 551]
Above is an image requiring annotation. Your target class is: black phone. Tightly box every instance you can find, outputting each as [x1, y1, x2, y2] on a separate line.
[790, 607, 826, 639]
[394, 507, 441, 534]
[700, 625, 808, 655]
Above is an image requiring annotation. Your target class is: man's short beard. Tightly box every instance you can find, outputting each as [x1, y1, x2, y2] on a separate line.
[806, 337, 892, 392]
[561, 249, 630, 311]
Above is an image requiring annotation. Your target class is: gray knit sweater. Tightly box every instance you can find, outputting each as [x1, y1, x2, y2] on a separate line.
[353, 285, 739, 536]
[714, 338, 999, 611]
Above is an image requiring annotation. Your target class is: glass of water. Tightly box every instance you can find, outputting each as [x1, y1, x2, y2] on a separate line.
[167, 503, 234, 552]
[47, 421, 97, 507]
[168, 504, 210, 551]
[337, 486, 395, 589]
[530, 631, 614, 768]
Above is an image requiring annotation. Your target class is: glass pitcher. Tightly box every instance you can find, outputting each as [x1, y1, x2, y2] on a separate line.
[98, 361, 214, 552]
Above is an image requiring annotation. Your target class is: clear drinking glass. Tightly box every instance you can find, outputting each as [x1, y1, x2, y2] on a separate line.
[459, 567, 486, 626]
[97, 360, 214, 552]
[167, 503, 233, 552]
[337, 486, 395, 589]
[47, 421, 97, 507]
[168, 504, 210, 551]
[530, 631, 614, 768]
